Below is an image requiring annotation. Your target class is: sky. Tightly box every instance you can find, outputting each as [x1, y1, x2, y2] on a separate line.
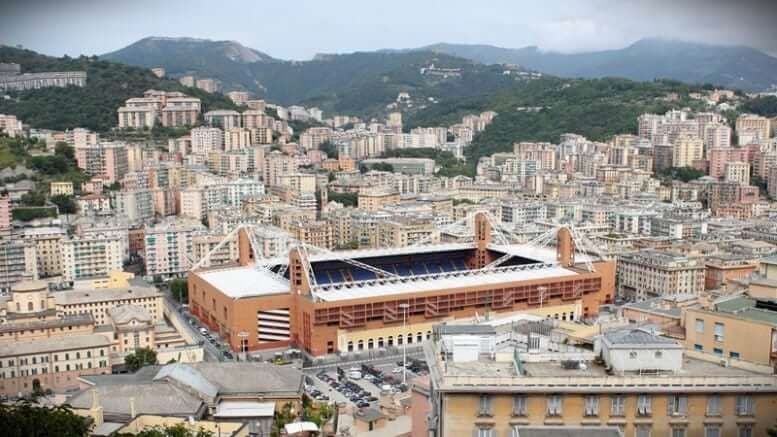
[2, 0, 777, 59]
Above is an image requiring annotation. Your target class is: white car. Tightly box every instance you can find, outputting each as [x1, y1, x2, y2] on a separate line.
[391, 367, 404, 374]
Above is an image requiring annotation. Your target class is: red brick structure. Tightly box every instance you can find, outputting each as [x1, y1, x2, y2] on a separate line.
[188, 213, 615, 356]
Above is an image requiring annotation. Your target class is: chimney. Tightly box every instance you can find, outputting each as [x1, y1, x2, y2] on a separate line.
[90, 389, 104, 427]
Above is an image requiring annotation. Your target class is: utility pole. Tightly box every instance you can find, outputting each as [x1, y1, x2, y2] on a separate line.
[399, 303, 409, 385]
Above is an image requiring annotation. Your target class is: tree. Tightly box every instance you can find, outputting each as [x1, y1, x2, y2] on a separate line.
[271, 403, 297, 437]
[0, 401, 91, 437]
[659, 166, 706, 183]
[124, 347, 158, 372]
[20, 191, 46, 206]
[169, 278, 188, 303]
[116, 424, 214, 437]
[54, 142, 75, 160]
[327, 191, 358, 207]
[50, 194, 77, 214]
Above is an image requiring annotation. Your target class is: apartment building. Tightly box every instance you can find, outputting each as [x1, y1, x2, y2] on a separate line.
[617, 250, 706, 301]
[724, 161, 750, 185]
[263, 151, 298, 187]
[424, 325, 777, 437]
[74, 142, 129, 184]
[112, 189, 154, 224]
[286, 220, 334, 249]
[224, 127, 252, 151]
[226, 90, 249, 106]
[736, 114, 771, 142]
[143, 218, 205, 279]
[685, 295, 777, 368]
[190, 126, 223, 154]
[204, 110, 240, 129]
[20, 226, 66, 278]
[672, 136, 704, 168]
[300, 127, 333, 150]
[56, 281, 163, 326]
[50, 181, 74, 196]
[358, 188, 401, 212]
[377, 217, 440, 248]
[60, 233, 124, 283]
[0, 239, 37, 292]
[0, 335, 111, 397]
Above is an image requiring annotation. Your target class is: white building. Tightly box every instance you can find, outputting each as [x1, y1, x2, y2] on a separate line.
[143, 219, 206, 279]
[190, 127, 223, 155]
[60, 234, 124, 283]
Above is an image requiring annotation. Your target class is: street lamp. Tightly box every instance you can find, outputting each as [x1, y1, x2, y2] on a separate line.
[398, 303, 410, 385]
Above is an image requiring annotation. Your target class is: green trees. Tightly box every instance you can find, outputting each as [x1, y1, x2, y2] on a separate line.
[0, 401, 91, 437]
[0, 46, 237, 132]
[658, 167, 706, 182]
[50, 195, 77, 214]
[124, 347, 158, 372]
[117, 424, 214, 437]
[169, 278, 188, 303]
[327, 191, 358, 207]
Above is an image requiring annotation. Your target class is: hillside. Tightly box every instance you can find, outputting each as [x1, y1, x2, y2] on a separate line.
[407, 76, 709, 170]
[423, 39, 777, 92]
[0, 46, 238, 132]
[101, 37, 522, 117]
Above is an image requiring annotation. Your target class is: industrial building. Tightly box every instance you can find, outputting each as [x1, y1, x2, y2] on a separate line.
[188, 212, 615, 356]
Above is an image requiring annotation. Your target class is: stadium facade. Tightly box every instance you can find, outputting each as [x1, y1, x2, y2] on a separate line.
[188, 213, 615, 356]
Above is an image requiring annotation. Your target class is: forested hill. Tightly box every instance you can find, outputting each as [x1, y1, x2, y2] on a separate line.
[101, 37, 526, 117]
[407, 76, 713, 169]
[0, 46, 237, 132]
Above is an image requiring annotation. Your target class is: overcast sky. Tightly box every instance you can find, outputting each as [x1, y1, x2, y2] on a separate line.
[2, 0, 777, 59]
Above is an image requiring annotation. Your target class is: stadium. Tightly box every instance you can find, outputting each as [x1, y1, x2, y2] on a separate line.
[188, 213, 615, 356]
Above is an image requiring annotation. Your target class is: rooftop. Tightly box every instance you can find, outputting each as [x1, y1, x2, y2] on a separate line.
[55, 280, 160, 305]
[197, 266, 289, 299]
[0, 334, 110, 356]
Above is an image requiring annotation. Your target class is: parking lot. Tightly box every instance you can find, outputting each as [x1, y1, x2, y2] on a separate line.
[304, 357, 429, 409]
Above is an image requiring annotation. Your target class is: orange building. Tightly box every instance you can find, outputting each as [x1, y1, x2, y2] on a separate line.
[188, 213, 615, 356]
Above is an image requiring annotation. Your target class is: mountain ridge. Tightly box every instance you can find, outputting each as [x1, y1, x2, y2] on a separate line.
[420, 38, 777, 91]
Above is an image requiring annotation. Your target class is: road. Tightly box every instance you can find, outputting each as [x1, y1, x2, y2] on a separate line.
[161, 289, 229, 362]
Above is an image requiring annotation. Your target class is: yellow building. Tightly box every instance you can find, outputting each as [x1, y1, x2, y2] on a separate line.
[50, 181, 74, 196]
[672, 136, 704, 168]
[424, 326, 777, 437]
[358, 188, 400, 212]
[684, 295, 777, 369]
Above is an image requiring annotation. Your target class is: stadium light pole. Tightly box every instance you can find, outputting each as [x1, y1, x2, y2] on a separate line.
[399, 303, 410, 385]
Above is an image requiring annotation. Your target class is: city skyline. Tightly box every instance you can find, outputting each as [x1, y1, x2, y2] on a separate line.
[2, 0, 777, 59]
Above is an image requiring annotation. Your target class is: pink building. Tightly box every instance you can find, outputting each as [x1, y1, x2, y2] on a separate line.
[0, 195, 11, 234]
[707, 147, 749, 179]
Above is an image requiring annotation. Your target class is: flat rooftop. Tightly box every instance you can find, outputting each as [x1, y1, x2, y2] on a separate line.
[197, 266, 289, 299]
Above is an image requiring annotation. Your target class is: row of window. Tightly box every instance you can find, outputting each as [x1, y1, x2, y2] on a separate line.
[346, 331, 432, 352]
[477, 393, 754, 417]
[0, 360, 109, 379]
[476, 425, 752, 437]
[1, 349, 106, 368]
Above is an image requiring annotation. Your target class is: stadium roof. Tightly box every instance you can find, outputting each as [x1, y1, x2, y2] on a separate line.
[197, 266, 289, 299]
[314, 265, 577, 302]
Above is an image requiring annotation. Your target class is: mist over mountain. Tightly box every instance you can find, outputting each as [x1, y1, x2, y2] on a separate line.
[422, 38, 777, 92]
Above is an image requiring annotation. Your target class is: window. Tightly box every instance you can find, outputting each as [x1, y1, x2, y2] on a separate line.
[475, 427, 493, 437]
[584, 395, 599, 416]
[713, 348, 723, 357]
[637, 394, 652, 416]
[735, 395, 753, 416]
[713, 322, 725, 342]
[738, 425, 753, 437]
[667, 395, 688, 416]
[347, 342, 353, 352]
[636, 426, 651, 437]
[478, 394, 492, 416]
[546, 394, 562, 416]
[704, 426, 721, 437]
[655, 351, 663, 359]
[672, 428, 686, 437]
[610, 395, 625, 416]
[694, 344, 703, 352]
[357, 340, 364, 351]
[706, 394, 720, 416]
[695, 318, 705, 333]
[730, 351, 740, 359]
[629, 351, 638, 359]
[512, 395, 527, 416]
